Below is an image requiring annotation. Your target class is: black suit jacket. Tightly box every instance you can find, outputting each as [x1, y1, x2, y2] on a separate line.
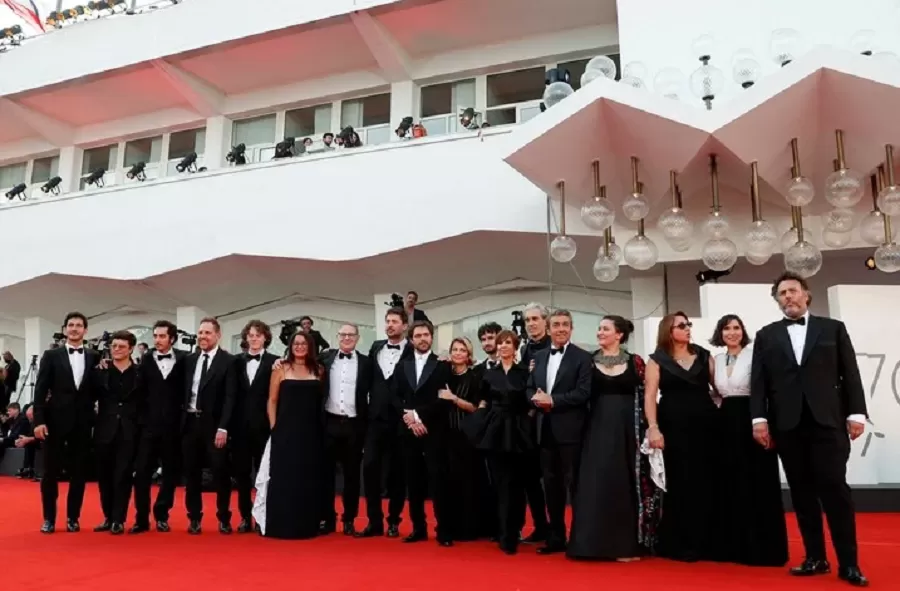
[526, 343, 592, 445]
[4, 359, 20, 393]
[751, 315, 867, 432]
[140, 349, 187, 436]
[232, 351, 278, 434]
[320, 349, 371, 426]
[182, 348, 237, 432]
[1, 413, 30, 447]
[33, 346, 100, 433]
[367, 340, 413, 423]
[392, 352, 452, 434]
[91, 363, 144, 446]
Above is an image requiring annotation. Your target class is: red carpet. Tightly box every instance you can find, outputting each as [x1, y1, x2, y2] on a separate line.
[2, 479, 896, 590]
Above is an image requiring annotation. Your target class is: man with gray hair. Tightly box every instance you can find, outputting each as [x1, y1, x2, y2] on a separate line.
[519, 303, 552, 368]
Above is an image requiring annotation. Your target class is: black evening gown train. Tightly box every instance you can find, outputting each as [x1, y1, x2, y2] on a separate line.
[253, 379, 326, 539]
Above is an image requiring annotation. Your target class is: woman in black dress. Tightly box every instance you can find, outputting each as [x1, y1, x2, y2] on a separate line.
[568, 315, 662, 561]
[252, 331, 326, 539]
[463, 330, 534, 555]
[645, 311, 722, 562]
[710, 315, 788, 566]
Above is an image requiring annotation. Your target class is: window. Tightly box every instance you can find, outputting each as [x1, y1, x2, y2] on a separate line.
[285, 104, 333, 140]
[0, 162, 27, 192]
[232, 114, 277, 163]
[168, 128, 206, 175]
[124, 136, 162, 166]
[340, 93, 391, 129]
[31, 156, 59, 184]
[485, 67, 546, 127]
[420, 78, 475, 136]
[559, 54, 621, 89]
[80, 144, 118, 190]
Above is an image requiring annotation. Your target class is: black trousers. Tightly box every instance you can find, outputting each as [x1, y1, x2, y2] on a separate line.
[248, 421, 270, 476]
[182, 415, 231, 523]
[96, 429, 137, 524]
[404, 431, 451, 539]
[362, 420, 406, 527]
[489, 452, 527, 547]
[540, 440, 580, 545]
[323, 413, 363, 525]
[523, 448, 549, 533]
[132, 430, 181, 525]
[776, 402, 858, 567]
[229, 426, 255, 522]
[40, 423, 92, 522]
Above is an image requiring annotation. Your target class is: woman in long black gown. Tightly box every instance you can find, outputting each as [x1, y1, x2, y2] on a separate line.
[710, 315, 788, 566]
[568, 316, 662, 561]
[645, 312, 722, 562]
[252, 331, 326, 539]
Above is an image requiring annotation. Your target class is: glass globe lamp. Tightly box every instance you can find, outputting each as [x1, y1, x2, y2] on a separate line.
[732, 49, 761, 88]
[580, 197, 615, 231]
[781, 227, 813, 253]
[770, 28, 803, 66]
[592, 255, 620, 282]
[621, 62, 648, 89]
[600, 241, 623, 263]
[859, 211, 892, 245]
[746, 251, 772, 266]
[691, 34, 716, 61]
[666, 237, 693, 253]
[623, 235, 659, 271]
[702, 237, 738, 271]
[653, 68, 685, 99]
[703, 211, 730, 239]
[622, 192, 650, 221]
[784, 175, 815, 207]
[823, 208, 855, 234]
[824, 168, 865, 208]
[689, 63, 725, 103]
[583, 55, 618, 81]
[549, 235, 577, 263]
[823, 228, 853, 248]
[784, 240, 823, 278]
[850, 29, 877, 55]
[745, 220, 779, 259]
[874, 242, 900, 272]
[657, 207, 693, 244]
[873, 51, 900, 65]
[877, 183, 900, 216]
[542, 82, 574, 109]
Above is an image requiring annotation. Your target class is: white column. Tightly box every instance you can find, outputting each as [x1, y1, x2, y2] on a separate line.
[175, 306, 208, 352]
[203, 116, 233, 170]
[630, 275, 666, 356]
[57, 146, 83, 194]
[23, 318, 57, 404]
[389, 80, 418, 142]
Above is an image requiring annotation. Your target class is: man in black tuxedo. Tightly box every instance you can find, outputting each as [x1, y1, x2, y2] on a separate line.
[394, 320, 453, 546]
[32, 312, 100, 534]
[91, 331, 144, 535]
[2, 351, 20, 409]
[181, 317, 237, 535]
[357, 307, 411, 539]
[527, 309, 592, 554]
[131, 320, 186, 533]
[320, 323, 371, 536]
[751, 272, 868, 587]
[230, 319, 277, 533]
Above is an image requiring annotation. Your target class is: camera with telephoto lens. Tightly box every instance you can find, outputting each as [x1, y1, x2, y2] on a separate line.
[384, 293, 404, 308]
[178, 330, 197, 348]
[279, 320, 303, 347]
[511, 311, 526, 339]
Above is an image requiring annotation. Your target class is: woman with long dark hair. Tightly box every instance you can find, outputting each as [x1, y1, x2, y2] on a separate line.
[710, 314, 788, 566]
[252, 330, 327, 539]
[568, 315, 662, 561]
[644, 312, 722, 562]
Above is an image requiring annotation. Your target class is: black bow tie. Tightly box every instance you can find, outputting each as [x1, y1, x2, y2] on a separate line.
[338, 352, 352, 360]
[550, 347, 564, 355]
[486, 360, 497, 368]
[386, 344, 400, 350]
[783, 317, 806, 326]
[246, 354, 261, 361]
[68, 347, 83, 355]
[157, 353, 172, 360]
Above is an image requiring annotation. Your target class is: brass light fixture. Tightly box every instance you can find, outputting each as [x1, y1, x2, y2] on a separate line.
[822, 157, 854, 248]
[657, 170, 693, 252]
[549, 181, 577, 263]
[622, 156, 650, 222]
[700, 155, 738, 271]
[580, 160, 615, 231]
[744, 161, 779, 265]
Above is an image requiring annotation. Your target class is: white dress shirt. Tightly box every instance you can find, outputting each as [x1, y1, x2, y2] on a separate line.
[326, 351, 358, 417]
[714, 347, 752, 398]
[754, 313, 865, 426]
[377, 339, 406, 378]
[155, 349, 175, 379]
[411, 351, 431, 424]
[245, 350, 263, 384]
[67, 343, 86, 389]
[545, 342, 568, 394]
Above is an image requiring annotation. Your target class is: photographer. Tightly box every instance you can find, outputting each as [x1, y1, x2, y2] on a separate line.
[404, 291, 430, 324]
[299, 316, 330, 354]
[2, 351, 20, 408]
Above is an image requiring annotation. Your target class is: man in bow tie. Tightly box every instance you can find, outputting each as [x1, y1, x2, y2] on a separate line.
[32, 312, 100, 534]
[475, 322, 502, 370]
[751, 272, 868, 587]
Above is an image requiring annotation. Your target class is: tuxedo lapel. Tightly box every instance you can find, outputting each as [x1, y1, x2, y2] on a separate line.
[774, 324, 796, 366]
[60, 348, 76, 390]
[800, 316, 823, 366]
[418, 355, 437, 389]
[551, 352, 571, 392]
[404, 357, 417, 391]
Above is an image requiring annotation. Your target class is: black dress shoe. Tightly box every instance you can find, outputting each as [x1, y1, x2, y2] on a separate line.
[110, 522, 125, 535]
[386, 524, 400, 538]
[790, 559, 831, 576]
[499, 542, 518, 555]
[537, 542, 567, 555]
[129, 524, 150, 534]
[403, 530, 428, 543]
[156, 521, 170, 533]
[40, 521, 55, 534]
[521, 529, 548, 544]
[354, 524, 384, 538]
[237, 519, 252, 534]
[66, 520, 80, 533]
[93, 520, 111, 533]
[188, 520, 202, 535]
[218, 521, 233, 534]
[342, 522, 357, 536]
[838, 566, 869, 587]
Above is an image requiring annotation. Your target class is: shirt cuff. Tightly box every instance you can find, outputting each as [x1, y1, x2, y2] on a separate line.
[751, 418, 768, 425]
[217, 428, 228, 434]
[413, 411, 421, 424]
[846, 414, 866, 425]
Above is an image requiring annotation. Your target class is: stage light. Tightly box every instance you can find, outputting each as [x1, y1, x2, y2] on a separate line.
[273, 138, 295, 159]
[5, 183, 26, 200]
[41, 177, 62, 195]
[126, 161, 146, 181]
[176, 152, 198, 173]
[226, 144, 247, 165]
[865, 256, 877, 271]
[85, 168, 106, 187]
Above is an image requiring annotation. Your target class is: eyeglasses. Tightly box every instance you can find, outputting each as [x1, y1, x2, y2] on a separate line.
[673, 322, 693, 330]
[337, 333, 358, 339]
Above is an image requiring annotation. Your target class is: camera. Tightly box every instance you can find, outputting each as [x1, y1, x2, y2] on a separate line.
[178, 329, 198, 348]
[384, 293, 404, 308]
[52, 331, 65, 342]
[279, 320, 303, 347]
[511, 311, 526, 339]
[85, 331, 113, 360]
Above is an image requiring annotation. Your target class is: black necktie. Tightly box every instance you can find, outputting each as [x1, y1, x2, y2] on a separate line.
[68, 347, 83, 355]
[486, 360, 497, 369]
[157, 353, 172, 360]
[200, 353, 209, 387]
[247, 354, 261, 361]
[550, 347, 563, 355]
[783, 317, 806, 326]
[339, 352, 352, 360]
[386, 344, 400, 350]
